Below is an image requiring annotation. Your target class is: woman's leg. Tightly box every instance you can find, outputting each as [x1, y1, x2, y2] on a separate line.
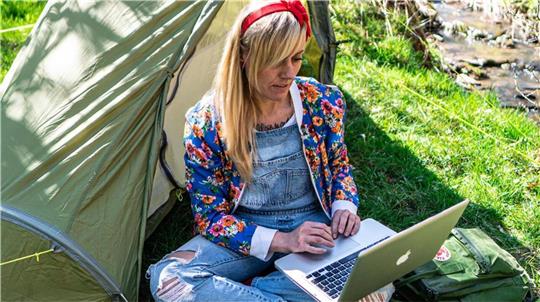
[252, 270, 315, 302]
[147, 235, 286, 302]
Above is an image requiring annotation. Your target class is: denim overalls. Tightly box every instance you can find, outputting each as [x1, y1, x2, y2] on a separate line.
[147, 123, 330, 302]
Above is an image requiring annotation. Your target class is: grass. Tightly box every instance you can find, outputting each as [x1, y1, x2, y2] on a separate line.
[332, 0, 540, 296]
[0, 0, 46, 82]
[2, 0, 539, 300]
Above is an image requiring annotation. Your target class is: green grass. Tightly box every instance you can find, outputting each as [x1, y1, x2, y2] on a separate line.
[2, 0, 539, 300]
[332, 0, 540, 295]
[0, 0, 46, 82]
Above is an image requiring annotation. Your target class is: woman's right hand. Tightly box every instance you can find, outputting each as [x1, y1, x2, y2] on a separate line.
[270, 221, 335, 254]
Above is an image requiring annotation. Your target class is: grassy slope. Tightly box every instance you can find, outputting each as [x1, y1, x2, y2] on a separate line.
[332, 1, 539, 294]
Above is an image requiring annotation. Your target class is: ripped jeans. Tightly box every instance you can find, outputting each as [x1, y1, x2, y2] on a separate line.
[147, 208, 330, 301]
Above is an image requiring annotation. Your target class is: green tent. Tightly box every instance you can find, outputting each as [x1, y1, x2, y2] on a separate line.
[0, 1, 336, 300]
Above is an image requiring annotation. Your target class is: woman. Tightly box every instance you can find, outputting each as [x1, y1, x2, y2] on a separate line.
[148, 1, 361, 301]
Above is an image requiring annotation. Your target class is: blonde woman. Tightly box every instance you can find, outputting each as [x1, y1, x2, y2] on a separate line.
[148, 1, 361, 301]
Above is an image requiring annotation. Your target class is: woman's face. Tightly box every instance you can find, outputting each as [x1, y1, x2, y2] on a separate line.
[255, 45, 305, 103]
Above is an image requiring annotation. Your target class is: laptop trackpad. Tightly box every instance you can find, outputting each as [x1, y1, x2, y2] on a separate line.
[276, 236, 361, 274]
[349, 218, 397, 247]
[275, 219, 396, 274]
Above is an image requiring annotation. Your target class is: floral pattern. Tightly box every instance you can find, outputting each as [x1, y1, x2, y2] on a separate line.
[183, 77, 359, 256]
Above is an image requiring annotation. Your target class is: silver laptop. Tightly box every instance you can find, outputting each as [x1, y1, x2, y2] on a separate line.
[275, 200, 469, 301]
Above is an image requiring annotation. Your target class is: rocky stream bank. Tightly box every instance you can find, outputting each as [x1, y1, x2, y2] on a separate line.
[416, 0, 540, 123]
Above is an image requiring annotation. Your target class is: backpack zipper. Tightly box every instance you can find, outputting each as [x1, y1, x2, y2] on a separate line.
[452, 229, 490, 273]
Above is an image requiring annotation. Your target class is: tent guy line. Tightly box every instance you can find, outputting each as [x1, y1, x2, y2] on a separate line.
[0, 24, 34, 34]
[0, 248, 53, 266]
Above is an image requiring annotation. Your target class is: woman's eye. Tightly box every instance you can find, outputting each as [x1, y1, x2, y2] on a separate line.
[293, 57, 303, 62]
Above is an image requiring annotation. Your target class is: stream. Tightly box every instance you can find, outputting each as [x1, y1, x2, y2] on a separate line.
[429, 0, 540, 123]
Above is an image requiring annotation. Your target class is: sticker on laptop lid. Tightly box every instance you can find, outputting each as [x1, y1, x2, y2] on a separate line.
[434, 246, 451, 261]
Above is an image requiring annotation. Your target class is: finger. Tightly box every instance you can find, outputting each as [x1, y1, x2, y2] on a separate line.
[307, 234, 335, 248]
[352, 216, 361, 235]
[309, 222, 333, 237]
[308, 221, 329, 229]
[305, 245, 327, 254]
[331, 211, 343, 239]
[338, 212, 348, 235]
[309, 224, 334, 243]
[311, 230, 335, 247]
[344, 215, 355, 237]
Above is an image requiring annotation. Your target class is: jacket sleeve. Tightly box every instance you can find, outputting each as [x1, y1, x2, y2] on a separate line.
[323, 86, 360, 216]
[183, 115, 257, 256]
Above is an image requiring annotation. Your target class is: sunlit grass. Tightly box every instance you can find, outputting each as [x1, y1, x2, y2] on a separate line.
[332, 0, 540, 294]
[0, 0, 46, 82]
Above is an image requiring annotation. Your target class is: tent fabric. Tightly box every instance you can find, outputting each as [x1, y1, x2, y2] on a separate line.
[2, 207, 112, 301]
[2, 220, 109, 301]
[307, 1, 337, 84]
[149, 1, 249, 217]
[1, 0, 336, 300]
[2, 1, 223, 300]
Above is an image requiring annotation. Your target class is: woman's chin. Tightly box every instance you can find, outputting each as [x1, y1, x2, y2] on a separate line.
[267, 87, 290, 100]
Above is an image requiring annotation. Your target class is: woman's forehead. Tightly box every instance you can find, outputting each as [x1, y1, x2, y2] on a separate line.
[291, 40, 307, 55]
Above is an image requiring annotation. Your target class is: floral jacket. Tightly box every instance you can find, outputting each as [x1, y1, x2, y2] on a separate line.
[183, 77, 359, 256]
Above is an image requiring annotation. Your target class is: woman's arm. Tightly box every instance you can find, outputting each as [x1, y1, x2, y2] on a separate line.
[322, 86, 361, 238]
[184, 114, 258, 256]
[322, 86, 359, 212]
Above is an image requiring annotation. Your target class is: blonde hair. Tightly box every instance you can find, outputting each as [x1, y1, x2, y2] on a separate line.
[213, 2, 307, 183]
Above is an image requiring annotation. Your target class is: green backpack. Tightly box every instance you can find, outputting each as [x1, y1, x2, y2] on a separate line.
[393, 228, 534, 302]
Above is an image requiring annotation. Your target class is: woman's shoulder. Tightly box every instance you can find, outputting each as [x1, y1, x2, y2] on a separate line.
[185, 91, 220, 127]
[294, 76, 344, 107]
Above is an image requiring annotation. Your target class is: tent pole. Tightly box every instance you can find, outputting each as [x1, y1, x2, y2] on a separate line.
[1, 205, 126, 301]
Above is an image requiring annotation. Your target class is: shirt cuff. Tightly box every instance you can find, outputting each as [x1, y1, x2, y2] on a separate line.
[331, 200, 358, 218]
[249, 226, 278, 261]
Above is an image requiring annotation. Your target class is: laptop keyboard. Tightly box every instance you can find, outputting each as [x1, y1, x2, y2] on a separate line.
[306, 236, 390, 299]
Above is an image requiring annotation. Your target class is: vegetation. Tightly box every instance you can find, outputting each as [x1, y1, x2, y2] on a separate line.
[0, 0, 46, 82]
[332, 0, 539, 295]
[2, 0, 538, 299]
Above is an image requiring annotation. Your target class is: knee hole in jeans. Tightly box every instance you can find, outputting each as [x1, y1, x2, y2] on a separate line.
[155, 264, 194, 301]
[168, 250, 196, 264]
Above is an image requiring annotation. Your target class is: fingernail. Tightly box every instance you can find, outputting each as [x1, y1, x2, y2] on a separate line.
[339, 228, 343, 232]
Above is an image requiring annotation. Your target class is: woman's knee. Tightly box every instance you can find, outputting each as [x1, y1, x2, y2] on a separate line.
[168, 251, 196, 263]
[148, 251, 203, 301]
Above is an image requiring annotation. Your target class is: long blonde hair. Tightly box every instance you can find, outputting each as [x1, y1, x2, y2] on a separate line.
[213, 2, 307, 183]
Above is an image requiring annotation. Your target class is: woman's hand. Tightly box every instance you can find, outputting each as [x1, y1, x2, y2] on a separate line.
[270, 221, 335, 254]
[331, 210, 361, 239]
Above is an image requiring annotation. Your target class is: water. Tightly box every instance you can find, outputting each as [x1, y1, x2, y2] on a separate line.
[432, 0, 540, 123]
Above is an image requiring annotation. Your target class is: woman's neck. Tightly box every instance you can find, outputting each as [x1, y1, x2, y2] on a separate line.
[257, 93, 292, 116]
[255, 93, 294, 131]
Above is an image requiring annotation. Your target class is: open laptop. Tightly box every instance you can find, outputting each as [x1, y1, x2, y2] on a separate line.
[275, 199, 469, 301]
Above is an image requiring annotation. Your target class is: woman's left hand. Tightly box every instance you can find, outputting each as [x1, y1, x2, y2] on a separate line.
[331, 210, 361, 239]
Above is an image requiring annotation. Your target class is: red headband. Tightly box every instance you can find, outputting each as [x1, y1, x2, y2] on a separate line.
[241, 0, 312, 39]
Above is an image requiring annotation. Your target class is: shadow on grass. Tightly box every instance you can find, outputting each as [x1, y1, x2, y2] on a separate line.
[139, 87, 534, 300]
[341, 88, 528, 243]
